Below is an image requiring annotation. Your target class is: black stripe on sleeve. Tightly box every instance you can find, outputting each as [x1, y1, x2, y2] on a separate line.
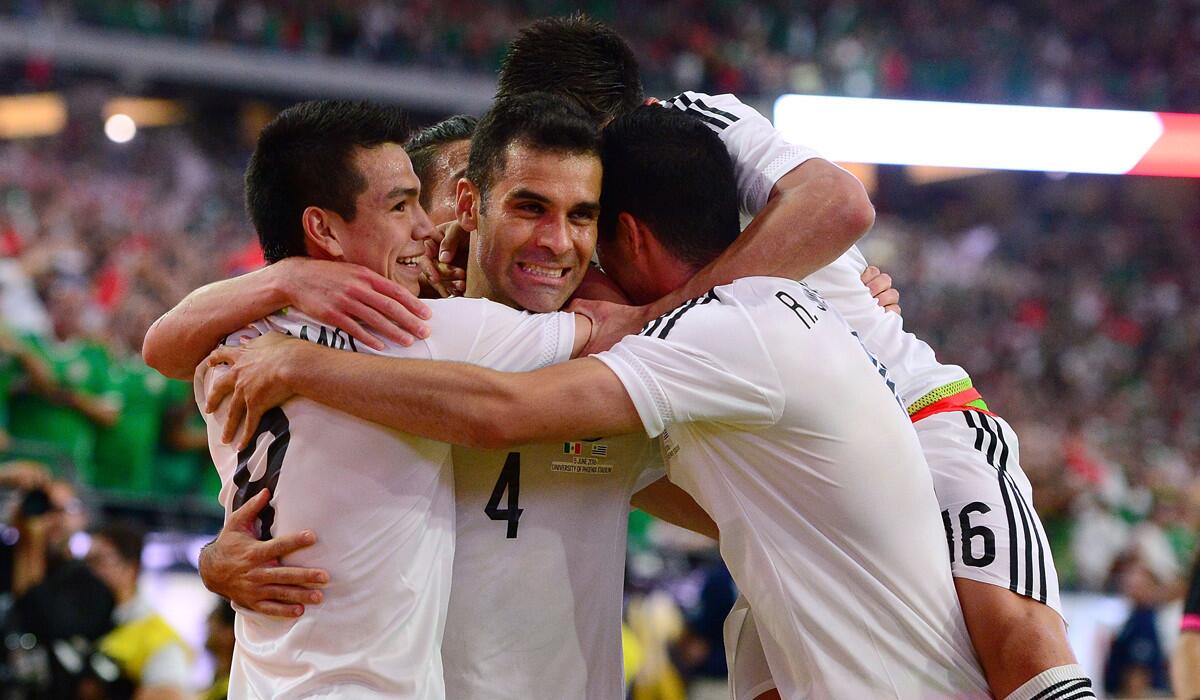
[692, 96, 742, 124]
[968, 411, 1020, 593]
[657, 297, 701, 339]
[991, 416, 1036, 599]
[670, 93, 735, 130]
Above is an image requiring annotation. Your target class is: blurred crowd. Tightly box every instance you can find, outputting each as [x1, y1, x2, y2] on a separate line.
[5, 0, 1200, 111]
[0, 128, 248, 697]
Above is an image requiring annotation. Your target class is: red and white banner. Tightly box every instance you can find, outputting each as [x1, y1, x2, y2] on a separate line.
[773, 95, 1200, 177]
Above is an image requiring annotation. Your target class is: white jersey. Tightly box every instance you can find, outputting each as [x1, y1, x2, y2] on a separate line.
[596, 277, 988, 699]
[671, 91, 968, 410]
[442, 437, 663, 699]
[197, 301, 574, 700]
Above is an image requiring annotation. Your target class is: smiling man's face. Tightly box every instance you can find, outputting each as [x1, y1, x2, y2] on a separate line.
[463, 141, 601, 312]
[332, 143, 434, 294]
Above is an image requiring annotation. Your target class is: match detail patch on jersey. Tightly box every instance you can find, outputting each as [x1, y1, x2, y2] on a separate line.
[551, 456, 614, 475]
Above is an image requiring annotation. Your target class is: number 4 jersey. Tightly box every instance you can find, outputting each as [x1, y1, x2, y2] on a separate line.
[196, 300, 575, 700]
[443, 438, 663, 700]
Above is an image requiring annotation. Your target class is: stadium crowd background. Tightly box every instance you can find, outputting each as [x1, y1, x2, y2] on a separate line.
[0, 1, 1198, 698]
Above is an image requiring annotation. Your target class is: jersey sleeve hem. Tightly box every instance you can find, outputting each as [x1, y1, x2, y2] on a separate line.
[539, 311, 576, 368]
[594, 345, 670, 438]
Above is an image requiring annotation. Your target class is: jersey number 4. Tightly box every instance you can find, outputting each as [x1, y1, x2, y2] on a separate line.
[485, 452, 523, 538]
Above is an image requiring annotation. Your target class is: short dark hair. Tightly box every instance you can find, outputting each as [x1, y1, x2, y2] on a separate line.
[405, 115, 477, 209]
[599, 107, 740, 269]
[466, 93, 599, 205]
[91, 521, 145, 570]
[245, 100, 411, 263]
[496, 14, 643, 124]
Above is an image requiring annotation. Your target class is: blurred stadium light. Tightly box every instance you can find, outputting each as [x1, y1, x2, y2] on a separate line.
[775, 94, 1200, 177]
[0, 92, 66, 138]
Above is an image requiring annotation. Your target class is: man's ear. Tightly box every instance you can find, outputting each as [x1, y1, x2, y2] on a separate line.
[456, 178, 480, 233]
[616, 212, 645, 256]
[301, 206, 343, 259]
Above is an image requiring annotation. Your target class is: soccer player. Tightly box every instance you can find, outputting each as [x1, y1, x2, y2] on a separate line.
[493, 16, 1092, 700]
[207, 105, 991, 699]
[193, 99, 583, 699]
[405, 115, 477, 227]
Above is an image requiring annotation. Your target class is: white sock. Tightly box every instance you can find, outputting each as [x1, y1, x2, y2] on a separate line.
[1003, 665, 1095, 700]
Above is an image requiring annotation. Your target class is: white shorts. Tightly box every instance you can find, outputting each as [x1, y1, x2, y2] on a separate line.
[725, 410, 1063, 697]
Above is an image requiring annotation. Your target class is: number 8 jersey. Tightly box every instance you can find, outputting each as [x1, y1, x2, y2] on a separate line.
[197, 299, 575, 700]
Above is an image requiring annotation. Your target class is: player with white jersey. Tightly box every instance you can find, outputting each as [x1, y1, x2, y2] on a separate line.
[156, 95, 691, 699]
[207, 106, 989, 699]
[201, 303, 575, 698]
[663, 88, 1094, 700]
[443, 437, 662, 699]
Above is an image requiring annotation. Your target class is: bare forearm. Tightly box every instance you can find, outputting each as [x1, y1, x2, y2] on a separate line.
[144, 266, 288, 379]
[642, 160, 872, 321]
[280, 347, 637, 448]
[631, 478, 718, 540]
[1175, 632, 1200, 700]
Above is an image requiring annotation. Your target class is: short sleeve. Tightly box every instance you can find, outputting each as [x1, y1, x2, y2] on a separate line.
[460, 299, 575, 371]
[594, 296, 784, 438]
[664, 92, 821, 216]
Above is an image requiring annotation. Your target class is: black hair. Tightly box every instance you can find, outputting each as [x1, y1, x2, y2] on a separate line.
[405, 115, 478, 209]
[599, 106, 740, 269]
[466, 93, 599, 206]
[245, 100, 411, 263]
[91, 521, 145, 570]
[496, 14, 644, 124]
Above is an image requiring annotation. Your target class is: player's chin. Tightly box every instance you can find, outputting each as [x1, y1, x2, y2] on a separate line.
[511, 286, 575, 313]
[391, 262, 423, 294]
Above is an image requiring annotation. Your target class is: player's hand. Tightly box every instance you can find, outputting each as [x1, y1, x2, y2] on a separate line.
[861, 265, 901, 315]
[567, 299, 649, 355]
[437, 221, 470, 271]
[419, 222, 468, 298]
[204, 333, 305, 449]
[273, 257, 431, 349]
[199, 490, 329, 617]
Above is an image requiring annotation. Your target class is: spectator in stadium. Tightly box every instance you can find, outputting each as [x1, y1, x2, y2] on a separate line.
[202, 599, 236, 700]
[673, 559, 736, 700]
[85, 521, 190, 700]
[6, 278, 119, 483]
[4, 473, 114, 698]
